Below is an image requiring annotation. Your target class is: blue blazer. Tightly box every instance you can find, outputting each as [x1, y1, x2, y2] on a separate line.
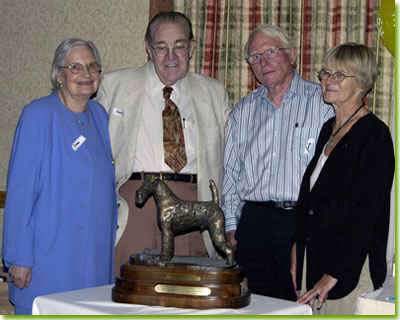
[2, 92, 118, 308]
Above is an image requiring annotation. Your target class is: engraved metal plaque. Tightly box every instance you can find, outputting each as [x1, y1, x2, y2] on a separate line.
[154, 284, 211, 296]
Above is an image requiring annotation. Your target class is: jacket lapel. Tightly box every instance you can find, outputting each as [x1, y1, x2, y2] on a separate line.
[117, 64, 150, 174]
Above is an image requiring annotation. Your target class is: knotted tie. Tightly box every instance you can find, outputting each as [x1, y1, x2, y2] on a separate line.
[162, 86, 187, 172]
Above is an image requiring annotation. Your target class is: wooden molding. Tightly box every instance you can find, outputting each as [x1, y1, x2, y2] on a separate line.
[0, 191, 5, 209]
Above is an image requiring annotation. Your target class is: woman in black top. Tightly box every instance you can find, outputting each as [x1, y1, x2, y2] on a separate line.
[291, 43, 394, 315]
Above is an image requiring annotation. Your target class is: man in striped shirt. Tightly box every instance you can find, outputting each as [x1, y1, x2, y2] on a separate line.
[222, 25, 334, 301]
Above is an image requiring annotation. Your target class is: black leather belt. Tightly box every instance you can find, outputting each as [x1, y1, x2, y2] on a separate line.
[247, 200, 297, 210]
[130, 172, 197, 184]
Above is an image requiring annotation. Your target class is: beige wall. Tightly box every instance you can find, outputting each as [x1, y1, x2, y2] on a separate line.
[0, 0, 150, 190]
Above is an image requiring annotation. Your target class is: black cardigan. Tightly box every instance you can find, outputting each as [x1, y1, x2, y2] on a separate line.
[295, 113, 394, 299]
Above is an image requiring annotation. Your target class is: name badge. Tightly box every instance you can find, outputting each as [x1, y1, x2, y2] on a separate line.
[112, 108, 124, 116]
[304, 138, 315, 154]
[72, 135, 87, 151]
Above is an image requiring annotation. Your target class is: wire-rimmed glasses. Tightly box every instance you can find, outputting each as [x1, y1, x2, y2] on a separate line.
[247, 47, 288, 65]
[151, 44, 190, 57]
[59, 62, 101, 74]
[317, 70, 355, 82]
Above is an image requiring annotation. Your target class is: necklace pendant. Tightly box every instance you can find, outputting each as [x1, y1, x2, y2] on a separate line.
[326, 135, 334, 148]
[72, 111, 91, 129]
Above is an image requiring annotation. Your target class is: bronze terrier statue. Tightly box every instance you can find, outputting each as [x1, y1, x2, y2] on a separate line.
[135, 176, 235, 266]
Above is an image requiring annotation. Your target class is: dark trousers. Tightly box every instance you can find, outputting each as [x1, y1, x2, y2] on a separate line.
[235, 202, 297, 301]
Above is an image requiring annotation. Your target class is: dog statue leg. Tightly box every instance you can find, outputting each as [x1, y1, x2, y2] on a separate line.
[209, 223, 235, 266]
[160, 228, 174, 261]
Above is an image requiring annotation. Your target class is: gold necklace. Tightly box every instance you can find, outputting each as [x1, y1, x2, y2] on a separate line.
[59, 92, 91, 128]
[71, 111, 91, 128]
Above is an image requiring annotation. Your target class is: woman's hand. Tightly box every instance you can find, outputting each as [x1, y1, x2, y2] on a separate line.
[297, 274, 338, 310]
[9, 265, 32, 289]
[290, 243, 300, 297]
[226, 230, 237, 247]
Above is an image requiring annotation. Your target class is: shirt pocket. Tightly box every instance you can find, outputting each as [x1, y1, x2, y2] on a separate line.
[182, 119, 196, 156]
[292, 127, 321, 166]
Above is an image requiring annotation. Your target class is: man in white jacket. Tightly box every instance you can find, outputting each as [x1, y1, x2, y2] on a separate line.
[97, 11, 231, 276]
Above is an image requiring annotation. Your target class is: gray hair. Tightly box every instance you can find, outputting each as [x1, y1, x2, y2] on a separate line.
[245, 24, 293, 59]
[51, 38, 101, 92]
[145, 11, 194, 44]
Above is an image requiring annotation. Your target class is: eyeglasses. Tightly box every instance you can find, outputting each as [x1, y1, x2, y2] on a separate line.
[151, 44, 190, 57]
[59, 62, 101, 74]
[247, 47, 287, 65]
[317, 70, 355, 82]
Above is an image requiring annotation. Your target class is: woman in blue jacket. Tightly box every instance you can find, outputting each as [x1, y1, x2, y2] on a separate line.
[2, 38, 118, 315]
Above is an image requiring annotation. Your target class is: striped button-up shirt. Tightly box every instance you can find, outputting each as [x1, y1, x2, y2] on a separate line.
[222, 71, 334, 232]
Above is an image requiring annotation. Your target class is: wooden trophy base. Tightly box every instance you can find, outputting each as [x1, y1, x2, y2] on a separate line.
[112, 250, 251, 309]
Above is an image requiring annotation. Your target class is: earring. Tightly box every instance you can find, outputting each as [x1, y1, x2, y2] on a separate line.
[57, 83, 63, 88]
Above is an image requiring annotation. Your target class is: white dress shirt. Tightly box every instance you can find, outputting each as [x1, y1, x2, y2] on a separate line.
[133, 63, 197, 173]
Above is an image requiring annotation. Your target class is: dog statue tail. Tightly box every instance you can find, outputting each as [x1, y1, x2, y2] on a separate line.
[209, 180, 219, 206]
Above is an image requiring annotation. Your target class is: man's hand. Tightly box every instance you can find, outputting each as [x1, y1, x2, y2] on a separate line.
[290, 243, 300, 297]
[226, 230, 237, 247]
[9, 265, 32, 289]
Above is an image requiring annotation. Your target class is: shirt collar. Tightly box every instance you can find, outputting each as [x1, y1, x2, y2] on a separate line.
[286, 71, 305, 97]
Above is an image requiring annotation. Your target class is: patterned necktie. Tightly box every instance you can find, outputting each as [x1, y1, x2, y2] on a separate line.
[162, 86, 187, 173]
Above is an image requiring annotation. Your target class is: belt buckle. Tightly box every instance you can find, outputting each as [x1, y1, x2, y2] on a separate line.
[281, 201, 294, 210]
[159, 171, 170, 181]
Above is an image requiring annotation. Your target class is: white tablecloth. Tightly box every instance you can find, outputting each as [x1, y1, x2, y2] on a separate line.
[354, 276, 395, 315]
[32, 284, 312, 315]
